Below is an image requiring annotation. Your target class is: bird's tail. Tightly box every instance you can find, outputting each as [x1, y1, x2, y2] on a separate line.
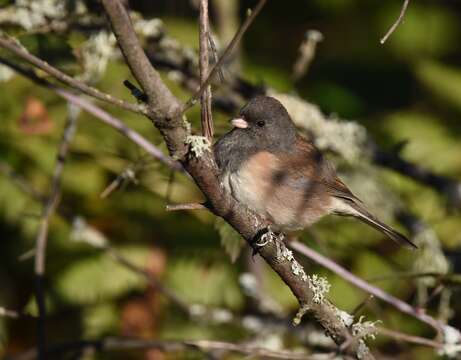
[334, 198, 417, 250]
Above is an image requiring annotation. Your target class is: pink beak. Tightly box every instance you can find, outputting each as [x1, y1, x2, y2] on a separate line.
[231, 117, 248, 129]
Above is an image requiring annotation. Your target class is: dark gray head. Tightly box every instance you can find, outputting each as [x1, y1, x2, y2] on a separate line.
[231, 96, 297, 149]
[214, 96, 297, 172]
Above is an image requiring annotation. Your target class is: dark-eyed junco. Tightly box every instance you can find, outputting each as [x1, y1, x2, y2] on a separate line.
[214, 96, 417, 249]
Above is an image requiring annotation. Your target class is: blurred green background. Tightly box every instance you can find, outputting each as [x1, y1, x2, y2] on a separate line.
[0, 0, 461, 359]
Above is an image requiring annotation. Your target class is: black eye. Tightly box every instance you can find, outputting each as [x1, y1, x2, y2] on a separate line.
[257, 120, 265, 127]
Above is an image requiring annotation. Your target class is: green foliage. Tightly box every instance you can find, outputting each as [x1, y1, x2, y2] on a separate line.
[215, 217, 244, 263]
[165, 257, 244, 310]
[56, 246, 149, 305]
[83, 303, 120, 338]
[416, 60, 461, 114]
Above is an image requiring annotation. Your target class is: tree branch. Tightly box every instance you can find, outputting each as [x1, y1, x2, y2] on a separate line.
[289, 240, 442, 332]
[0, 35, 148, 116]
[0, 57, 182, 172]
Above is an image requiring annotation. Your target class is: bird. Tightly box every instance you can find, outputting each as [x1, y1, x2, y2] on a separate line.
[213, 95, 417, 249]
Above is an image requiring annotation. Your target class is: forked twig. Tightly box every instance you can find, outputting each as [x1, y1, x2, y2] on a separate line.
[182, 0, 267, 112]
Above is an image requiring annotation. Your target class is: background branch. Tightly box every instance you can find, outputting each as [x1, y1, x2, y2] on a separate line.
[0, 36, 147, 116]
[199, 0, 214, 140]
[34, 103, 79, 360]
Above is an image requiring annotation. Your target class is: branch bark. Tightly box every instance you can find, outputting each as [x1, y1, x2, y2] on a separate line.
[199, 0, 214, 140]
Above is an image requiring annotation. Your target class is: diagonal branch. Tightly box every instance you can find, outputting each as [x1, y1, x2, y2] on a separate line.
[289, 240, 442, 331]
[0, 35, 148, 116]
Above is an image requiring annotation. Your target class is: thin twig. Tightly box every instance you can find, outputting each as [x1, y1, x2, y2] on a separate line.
[34, 103, 79, 360]
[199, 0, 214, 140]
[166, 203, 207, 211]
[182, 0, 267, 112]
[0, 35, 148, 116]
[289, 241, 442, 331]
[380, 0, 410, 44]
[8, 337, 327, 360]
[378, 327, 442, 348]
[292, 30, 323, 82]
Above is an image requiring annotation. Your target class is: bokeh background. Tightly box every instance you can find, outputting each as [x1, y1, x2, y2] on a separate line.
[1, 0, 461, 358]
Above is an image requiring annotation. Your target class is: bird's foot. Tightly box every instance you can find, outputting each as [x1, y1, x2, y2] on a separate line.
[252, 226, 283, 256]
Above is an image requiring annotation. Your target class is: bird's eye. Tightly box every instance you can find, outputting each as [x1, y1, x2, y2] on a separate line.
[257, 120, 265, 127]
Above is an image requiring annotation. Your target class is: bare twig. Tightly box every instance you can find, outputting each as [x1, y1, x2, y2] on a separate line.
[378, 327, 442, 348]
[34, 103, 79, 360]
[292, 30, 324, 82]
[289, 241, 442, 331]
[380, 0, 410, 44]
[182, 0, 267, 112]
[0, 35, 148, 116]
[166, 203, 207, 211]
[199, 0, 214, 140]
[8, 337, 328, 360]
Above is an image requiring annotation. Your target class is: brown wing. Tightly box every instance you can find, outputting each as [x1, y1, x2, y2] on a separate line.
[291, 137, 417, 249]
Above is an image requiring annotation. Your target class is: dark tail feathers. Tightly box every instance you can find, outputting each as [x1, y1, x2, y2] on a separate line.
[340, 199, 418, 250]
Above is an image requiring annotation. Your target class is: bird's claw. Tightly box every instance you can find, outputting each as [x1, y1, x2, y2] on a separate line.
[252, 226, 281, 257]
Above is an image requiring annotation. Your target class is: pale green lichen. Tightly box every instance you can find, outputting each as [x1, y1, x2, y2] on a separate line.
[308, 274, 331, 303]
[70, 217, 108, 248]
[438, 325, 461, 358]
[182, 115, 192, 134]
[186, 135, 211, 157]
[293, 304, 310, 326]
[352, 316, 381, 341]
[357, 339, 370, 359]
[336, 309, 354, 327]
[0, 64, 14, 82]
[275, 239, 308, 282]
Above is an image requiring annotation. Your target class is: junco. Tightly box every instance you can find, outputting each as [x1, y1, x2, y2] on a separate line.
[214, 96, 417, 249]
